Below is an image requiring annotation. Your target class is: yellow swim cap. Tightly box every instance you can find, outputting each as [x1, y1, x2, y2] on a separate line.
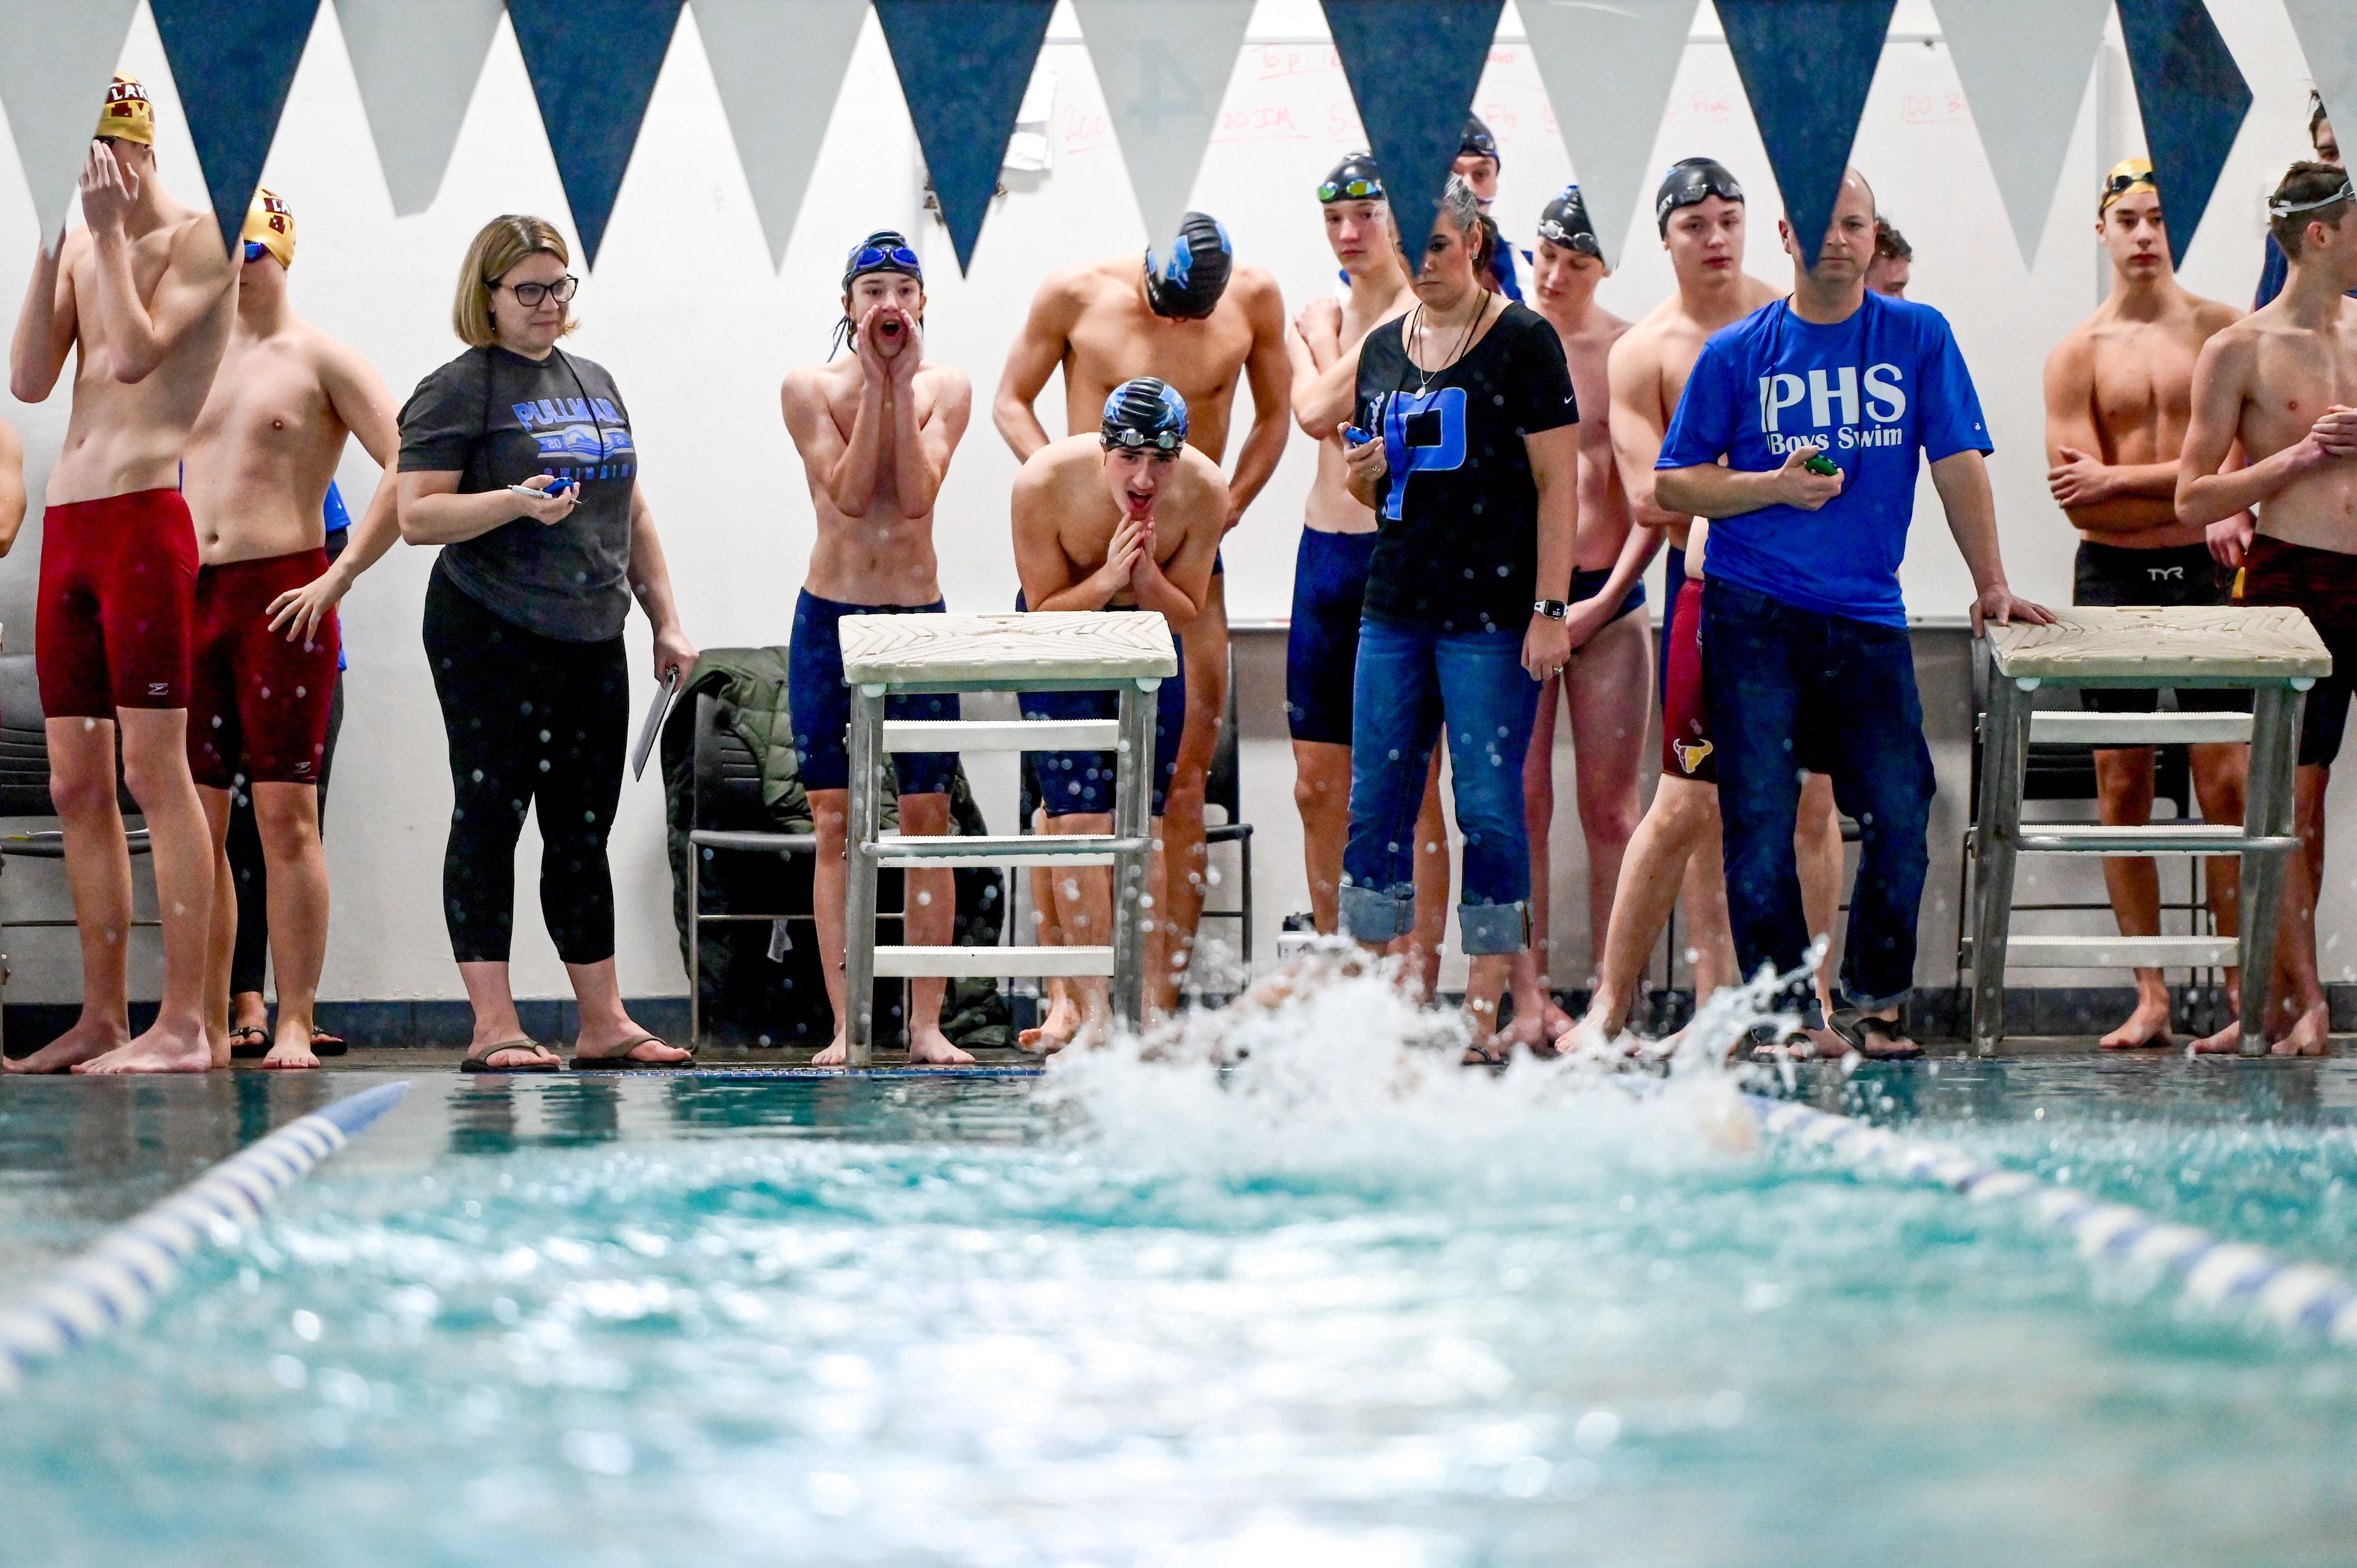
[242, 188, 295, 269]
[96, 74, 153, 146]
[2100, 156, 2158, 214]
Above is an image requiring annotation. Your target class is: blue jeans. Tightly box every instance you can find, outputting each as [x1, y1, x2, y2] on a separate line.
[1340, 612, 1540, 956]
[1701, 579, 1933, 1020]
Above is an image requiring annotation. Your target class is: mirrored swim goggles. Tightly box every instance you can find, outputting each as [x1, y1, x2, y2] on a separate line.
[1102, 425, 1184, 452]
[1535, 215, 1601, 258]
[1318, 174, 1383, 203]
[242, 239, 269, 263]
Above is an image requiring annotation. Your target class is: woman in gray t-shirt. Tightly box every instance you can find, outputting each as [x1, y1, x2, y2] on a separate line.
[397, 214, 697, 1074]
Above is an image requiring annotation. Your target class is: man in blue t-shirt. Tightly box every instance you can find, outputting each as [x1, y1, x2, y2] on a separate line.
[1656, 168, 2051, 1057]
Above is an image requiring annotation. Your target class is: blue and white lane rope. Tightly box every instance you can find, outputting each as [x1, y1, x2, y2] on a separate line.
[0, 1080, 411, 1393]
[1744, 1092, 2357, 1342]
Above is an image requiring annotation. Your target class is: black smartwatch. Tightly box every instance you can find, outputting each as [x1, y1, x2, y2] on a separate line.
[1533, 599, 1569, 620]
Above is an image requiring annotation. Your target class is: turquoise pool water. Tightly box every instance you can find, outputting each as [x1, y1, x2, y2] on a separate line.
[7, 981, 2357, 1566]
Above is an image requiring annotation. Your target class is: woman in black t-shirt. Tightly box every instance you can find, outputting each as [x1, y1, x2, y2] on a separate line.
[1340, 177, 1580, 1062]
[397, 215, 697, 1074]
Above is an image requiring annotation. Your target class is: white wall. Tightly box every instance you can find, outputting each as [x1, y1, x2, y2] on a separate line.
[0, 0, 2337, 1005]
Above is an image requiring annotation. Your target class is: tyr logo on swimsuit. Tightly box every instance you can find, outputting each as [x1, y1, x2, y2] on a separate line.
[1757, 365, 1908, 453]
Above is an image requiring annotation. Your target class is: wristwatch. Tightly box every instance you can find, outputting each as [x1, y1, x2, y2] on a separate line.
[1533, 599, 1569, 620]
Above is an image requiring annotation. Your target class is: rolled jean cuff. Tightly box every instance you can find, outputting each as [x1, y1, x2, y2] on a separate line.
[1339, 881, 1414, 944]
[1459, 900, 1529, 956]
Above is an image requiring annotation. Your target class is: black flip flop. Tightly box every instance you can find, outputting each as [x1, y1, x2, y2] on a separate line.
[228, 1025, 271, 1061]
[309, 1029, 349, 1059]
[570, 1037, 692, 1071]
[460, 1039, 561, 1074]
[1830, 1009, 1924, 1062]
[1461, 1040, 1511, 1068]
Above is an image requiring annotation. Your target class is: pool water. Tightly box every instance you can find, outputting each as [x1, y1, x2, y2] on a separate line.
[6, 975, 2357, 1567]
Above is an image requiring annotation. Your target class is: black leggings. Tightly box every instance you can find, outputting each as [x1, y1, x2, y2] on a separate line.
[424, 568, 628, 965]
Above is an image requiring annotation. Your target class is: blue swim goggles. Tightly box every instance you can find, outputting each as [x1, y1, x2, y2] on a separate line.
[242, 239, 269, 263]
[846, 242, 921, 279]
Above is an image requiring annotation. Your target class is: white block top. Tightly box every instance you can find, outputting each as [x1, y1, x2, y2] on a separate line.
[1989, 606, 2331, 681]
[838, 611, 1179, 686]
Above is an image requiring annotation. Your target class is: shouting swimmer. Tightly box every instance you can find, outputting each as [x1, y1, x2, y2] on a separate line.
[1012, 379, 1227, 1049]
[780, 231, 976, 1067]
[1285, 153, 1450, 989]
[7, 77, 236, 1075]
[181, 189, 403, 1070]
[1576, 158, 1844, 1053]
[2178, 161, 2357, 1057]
[995, 212, 1288, 1009]
[2043, 160, 2250, 1051]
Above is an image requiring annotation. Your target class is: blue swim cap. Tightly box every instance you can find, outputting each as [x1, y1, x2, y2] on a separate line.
[1101, 377, 1189, 452]
[1144, 213, 1233, 319]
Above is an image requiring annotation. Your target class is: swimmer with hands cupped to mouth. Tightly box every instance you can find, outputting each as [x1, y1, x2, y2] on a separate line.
[780, 231, 977, 1067]
[1012, 379, 1227, 1051]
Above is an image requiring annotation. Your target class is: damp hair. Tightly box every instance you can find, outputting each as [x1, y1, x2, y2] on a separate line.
[1874, 217, 1911, 261]
[452, 214, 576, 347]
[2312, 89, 2332, 146]
[2270, 161, 2354, 258]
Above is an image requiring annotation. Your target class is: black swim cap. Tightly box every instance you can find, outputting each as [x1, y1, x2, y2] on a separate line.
[1144, 212, 1233, 319]
[842, 230, 921, 290]
[1101, 377, 1189, 453]
[1655, 157, 1744, 234]
[1459, 115, 1500, 166]
[1536, 184, 1601, 258]
[1319, 151, 1384, 204]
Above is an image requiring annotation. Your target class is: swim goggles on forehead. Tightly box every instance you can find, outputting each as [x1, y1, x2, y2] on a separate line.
[849, 242, 921, 274]
[1104, 425, 1183, 452]
[1318, 175, 1383, 203]
[2271, 175, 2357, 217]
[1535, 216, 1600, 257]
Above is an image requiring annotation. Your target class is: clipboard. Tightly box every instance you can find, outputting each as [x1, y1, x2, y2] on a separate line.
[632, 668, 680, 781]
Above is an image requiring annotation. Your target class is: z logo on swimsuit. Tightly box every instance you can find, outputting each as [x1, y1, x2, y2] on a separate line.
[1673, 739, 1713, 774]
[148, 682, 168, 697]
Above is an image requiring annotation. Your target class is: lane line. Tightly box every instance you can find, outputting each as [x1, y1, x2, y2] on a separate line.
[1744, 1092, 2357, 1340]
[0, 1081, 411, 1393]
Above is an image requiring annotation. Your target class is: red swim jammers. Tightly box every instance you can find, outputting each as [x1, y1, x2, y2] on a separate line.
[187, 547, 339, 789]
[36, 487, 199, 717]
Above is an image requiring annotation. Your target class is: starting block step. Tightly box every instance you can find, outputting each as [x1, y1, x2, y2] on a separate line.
[2000, 935, 2239, 969]
[882, 718, 1118, 752]
[864, 833, 1145, 867]
[2028, 712, 2254, 746]
[2014, 825, 2297, 855]
[872, 944, 1115, 978]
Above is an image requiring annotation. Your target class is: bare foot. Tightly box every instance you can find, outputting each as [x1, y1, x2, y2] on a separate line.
[260, 1028, 320, 1072]
[1543, 997, 1577, 1037]
[5, 1016, 130, 1074]
[2189, 1020, 2243, 1055]
[1800, 1026, 1846, 1058]
[907, 1026, 976, 1066]
[2273, 1002, 2332, 1057]
[2100, 995, 2175, 1051]
[811, 1032, 850, 1067]
[1020, 994, 1085, 1055]
[74, 1019, 212, 1075]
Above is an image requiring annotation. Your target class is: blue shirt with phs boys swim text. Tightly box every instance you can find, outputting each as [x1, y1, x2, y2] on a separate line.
[1657, 290, 1990, 628]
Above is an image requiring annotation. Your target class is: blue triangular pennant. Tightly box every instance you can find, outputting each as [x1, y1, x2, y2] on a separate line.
[1715, 0, 1897, 262]
[872, 0, 1055, 273]
[508, 0, 686, 267]
[2116, 0, 2253, 269]
[150, 0, 322, 258]
[1320, 0, 1504, 241]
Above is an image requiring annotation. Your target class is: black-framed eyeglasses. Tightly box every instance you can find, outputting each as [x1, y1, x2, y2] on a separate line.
[1536, 220, 1600, 258]
[1318, 176, 1383, 203]
[493, 274, 578, 307]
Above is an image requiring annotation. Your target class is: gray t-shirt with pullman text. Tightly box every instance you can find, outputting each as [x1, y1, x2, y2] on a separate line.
[398, 344, 638, 642]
